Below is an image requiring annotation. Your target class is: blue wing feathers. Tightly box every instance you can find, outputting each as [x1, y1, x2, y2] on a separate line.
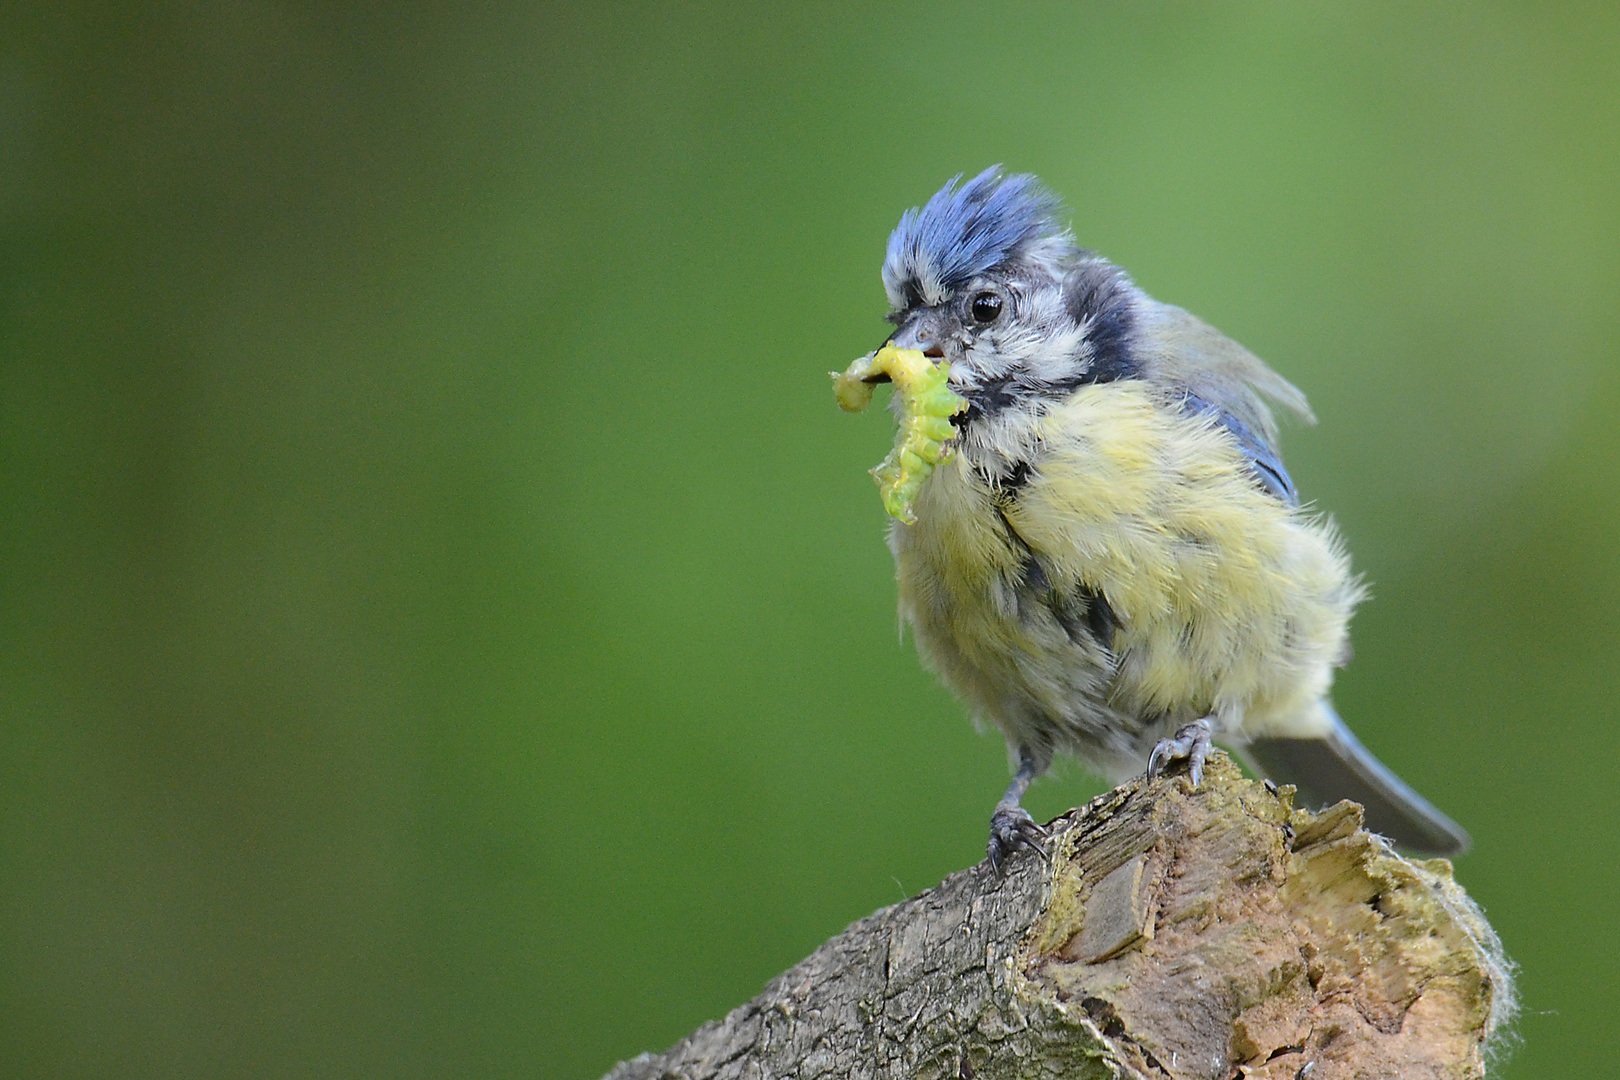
[1179, 391, 1299, 505]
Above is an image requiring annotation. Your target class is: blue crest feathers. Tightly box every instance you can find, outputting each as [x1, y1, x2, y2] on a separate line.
[882, 167, 1068, 309]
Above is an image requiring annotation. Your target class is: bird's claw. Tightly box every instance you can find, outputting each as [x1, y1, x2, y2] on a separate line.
[1147, 716, 1214, 787]
[987, 805, 1049, 874]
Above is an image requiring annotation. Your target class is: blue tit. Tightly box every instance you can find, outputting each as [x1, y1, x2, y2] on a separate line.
[866, 167, 1468, 868]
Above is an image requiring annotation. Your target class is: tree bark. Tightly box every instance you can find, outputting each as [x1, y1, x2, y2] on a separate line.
[604, 754, 1515, 1080]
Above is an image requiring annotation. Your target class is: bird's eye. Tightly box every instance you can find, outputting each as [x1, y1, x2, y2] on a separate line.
[970, 292, 1003, 324]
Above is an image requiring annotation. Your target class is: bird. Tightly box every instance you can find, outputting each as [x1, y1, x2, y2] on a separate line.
[863, 167, 1469, 870]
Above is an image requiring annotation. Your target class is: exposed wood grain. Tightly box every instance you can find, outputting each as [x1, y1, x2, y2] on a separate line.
[604, 755, 1515, 1080]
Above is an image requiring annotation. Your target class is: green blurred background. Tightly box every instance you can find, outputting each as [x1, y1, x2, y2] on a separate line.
[2, 3, 1616, 1077]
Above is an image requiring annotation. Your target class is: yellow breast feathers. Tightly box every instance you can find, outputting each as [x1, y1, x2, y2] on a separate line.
[897, 380, 1360, 738]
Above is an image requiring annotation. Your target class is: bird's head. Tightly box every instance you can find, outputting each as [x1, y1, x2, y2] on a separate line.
[881, 168, 1140, 423]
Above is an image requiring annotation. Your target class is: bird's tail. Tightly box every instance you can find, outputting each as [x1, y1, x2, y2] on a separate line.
[1238, 701, 1470, 856]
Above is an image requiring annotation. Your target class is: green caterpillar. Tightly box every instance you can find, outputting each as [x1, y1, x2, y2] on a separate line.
[832, 345, 968, 524]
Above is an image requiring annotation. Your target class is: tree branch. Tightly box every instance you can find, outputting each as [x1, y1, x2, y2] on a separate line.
[605, 754, 1515, 1080]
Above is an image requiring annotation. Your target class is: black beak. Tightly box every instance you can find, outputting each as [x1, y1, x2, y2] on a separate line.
[887, 319, 947, 359]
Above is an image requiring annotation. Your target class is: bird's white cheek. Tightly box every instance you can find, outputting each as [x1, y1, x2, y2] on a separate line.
[1021, 324, 1090, 384]
[960, 340, 1009, 381]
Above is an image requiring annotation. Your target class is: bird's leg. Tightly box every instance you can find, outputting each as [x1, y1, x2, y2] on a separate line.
[988, 747, 1049, 873]
[1147, 715, 1215, 787]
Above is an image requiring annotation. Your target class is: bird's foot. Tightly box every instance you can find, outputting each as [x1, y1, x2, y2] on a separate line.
[1147, 716, 1214, 787]
[987, 804, 1048, 874]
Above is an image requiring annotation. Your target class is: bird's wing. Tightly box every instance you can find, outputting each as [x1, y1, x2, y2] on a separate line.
[1137, 301, 1314, 430]
[1134, 300, 1314, 505]
[1178, 390, 1299, 504]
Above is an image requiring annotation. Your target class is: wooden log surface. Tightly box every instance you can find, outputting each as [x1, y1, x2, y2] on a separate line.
[605, 754, 1515, 1080]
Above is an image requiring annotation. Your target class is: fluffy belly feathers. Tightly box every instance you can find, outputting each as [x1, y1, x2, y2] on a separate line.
[891, 381, 1360, 774]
